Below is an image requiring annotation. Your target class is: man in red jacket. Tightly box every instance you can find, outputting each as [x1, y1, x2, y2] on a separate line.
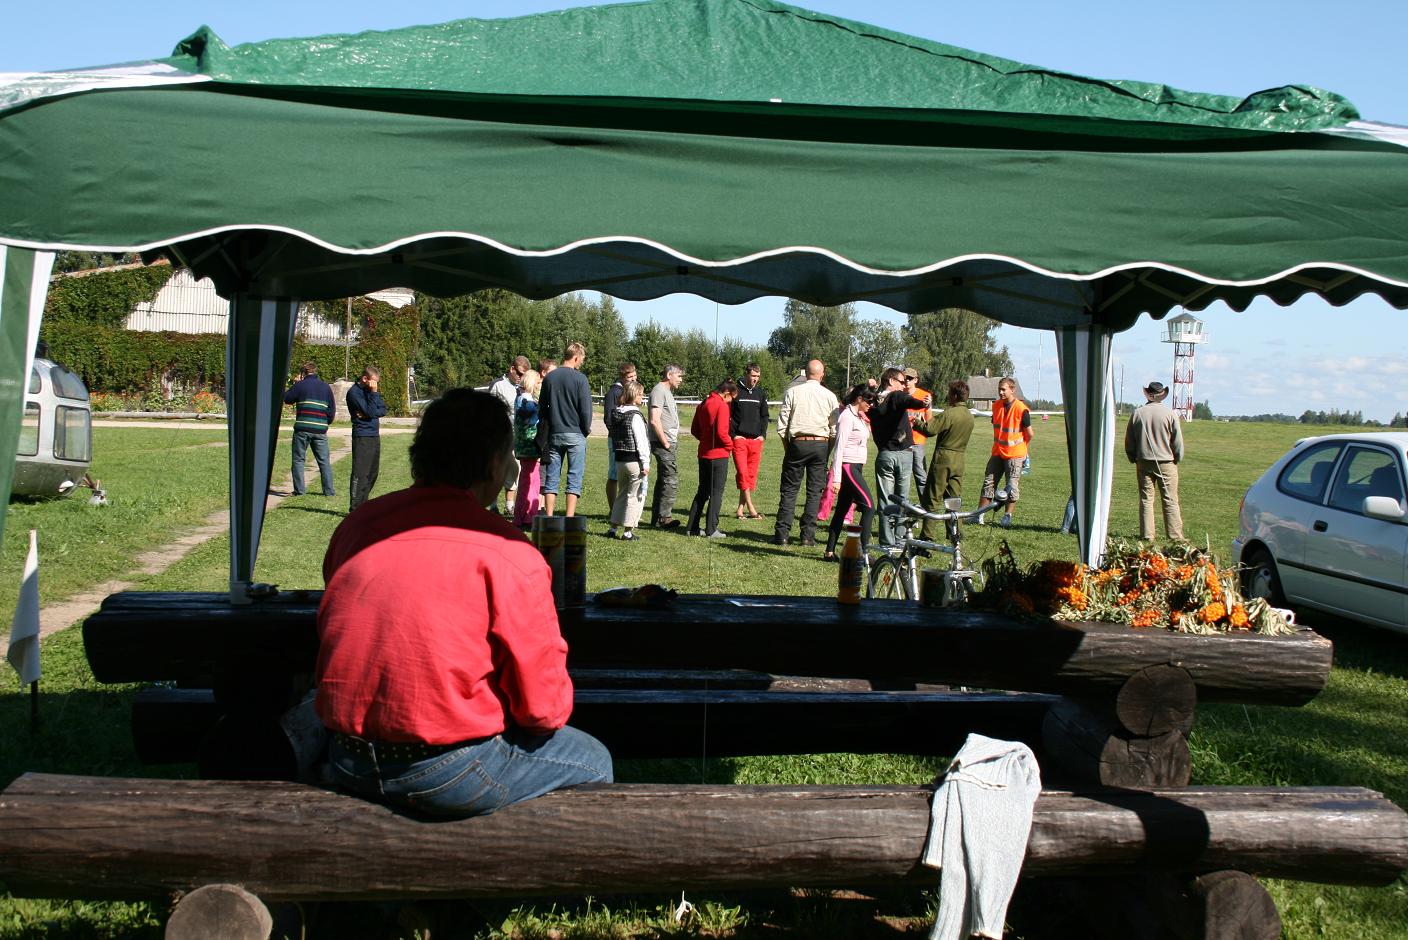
[686, 378, 738, 538]
[317, 388, 612, 817]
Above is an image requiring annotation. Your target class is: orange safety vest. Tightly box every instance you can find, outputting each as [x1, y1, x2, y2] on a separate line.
[908, 387, 932, 445]
[991, 398, 1030, 459]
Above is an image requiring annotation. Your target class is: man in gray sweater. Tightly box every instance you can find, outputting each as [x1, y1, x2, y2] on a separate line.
[1124, 381, 1184, 540]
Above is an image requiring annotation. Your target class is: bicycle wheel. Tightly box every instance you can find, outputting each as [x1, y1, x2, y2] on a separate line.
[867, 556, 909, 600]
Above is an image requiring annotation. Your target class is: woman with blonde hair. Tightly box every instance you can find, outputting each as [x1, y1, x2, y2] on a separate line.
[606, 380, 651, 540]
[513, 369, 543, 527]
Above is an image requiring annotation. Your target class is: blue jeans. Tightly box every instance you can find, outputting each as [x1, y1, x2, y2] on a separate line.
[540, 431, 587, 497]
[874, 448, 913, 547]
[328, 726, 613, 818]
[291, 430, 334, 496]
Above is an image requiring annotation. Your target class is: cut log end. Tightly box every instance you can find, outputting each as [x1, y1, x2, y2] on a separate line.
[166, 883, 272, 940]
[1191, 870, 1282, 940]
[1115, 664, 1198, 737]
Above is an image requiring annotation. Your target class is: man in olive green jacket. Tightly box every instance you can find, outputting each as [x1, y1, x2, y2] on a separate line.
[917, 380, 975, 542]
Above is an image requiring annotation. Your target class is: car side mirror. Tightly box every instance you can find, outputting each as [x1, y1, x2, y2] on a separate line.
[1362, 495, 1407, 522]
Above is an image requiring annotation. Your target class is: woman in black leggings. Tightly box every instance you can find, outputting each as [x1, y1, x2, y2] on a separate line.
[824, 384, 878, 561]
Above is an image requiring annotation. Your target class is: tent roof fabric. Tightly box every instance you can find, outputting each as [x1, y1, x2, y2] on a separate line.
[1, 0, 1406, 331]
[156, 0, 1356, 133]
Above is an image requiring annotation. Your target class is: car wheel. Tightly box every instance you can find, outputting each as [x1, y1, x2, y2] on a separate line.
[1243, 547, 1286, 608]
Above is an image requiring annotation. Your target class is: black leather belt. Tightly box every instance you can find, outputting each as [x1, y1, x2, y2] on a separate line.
[334, 733, 482, 763]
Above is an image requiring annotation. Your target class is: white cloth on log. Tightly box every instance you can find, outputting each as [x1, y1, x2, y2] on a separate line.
[921, 733, 1041, 940]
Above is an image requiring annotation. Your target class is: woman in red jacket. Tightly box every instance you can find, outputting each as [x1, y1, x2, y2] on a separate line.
[686, 379, 738, 538]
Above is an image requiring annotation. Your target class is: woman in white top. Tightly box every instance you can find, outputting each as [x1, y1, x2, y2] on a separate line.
[607, 380, 652, 540]
[824, 384, 878, 561]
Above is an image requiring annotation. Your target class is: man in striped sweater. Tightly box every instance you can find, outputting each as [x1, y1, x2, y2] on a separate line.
[283, 361, 337, 497]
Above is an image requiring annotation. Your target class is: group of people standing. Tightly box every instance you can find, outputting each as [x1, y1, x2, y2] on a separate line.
[481, 344, 1062, 555]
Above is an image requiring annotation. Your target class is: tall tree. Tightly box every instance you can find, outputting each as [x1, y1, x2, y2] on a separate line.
[848, 320, 909, 389]
[766, 300, 860, 393]
[902, 308, 1013, 388]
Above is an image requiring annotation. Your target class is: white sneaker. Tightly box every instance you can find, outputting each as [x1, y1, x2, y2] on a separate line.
[999, 513, 1013, 528]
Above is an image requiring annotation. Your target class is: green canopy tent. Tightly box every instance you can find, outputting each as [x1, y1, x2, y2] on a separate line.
[2, 0, 1407, 597]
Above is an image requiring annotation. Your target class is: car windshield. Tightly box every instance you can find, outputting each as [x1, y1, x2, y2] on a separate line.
[1327, 447, 1405, 513]
[1277, 442, 1341, 503]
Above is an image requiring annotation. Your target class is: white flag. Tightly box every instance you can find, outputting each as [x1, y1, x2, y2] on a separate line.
[7, 529, 40, 686]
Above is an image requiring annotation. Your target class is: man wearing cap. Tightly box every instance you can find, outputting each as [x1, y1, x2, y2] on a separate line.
[1124, 381, 1185, 540]
[903, 367, 932, 497]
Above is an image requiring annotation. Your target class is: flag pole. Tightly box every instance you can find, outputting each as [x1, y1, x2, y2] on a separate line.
[29, 680, 38, 731]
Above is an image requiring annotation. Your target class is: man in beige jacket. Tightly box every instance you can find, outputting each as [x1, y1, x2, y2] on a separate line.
[1124, 381, 1184, 540]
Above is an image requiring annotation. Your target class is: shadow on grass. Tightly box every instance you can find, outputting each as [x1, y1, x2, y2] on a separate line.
[0, 687, 188, 789]
[281, 505, 349, 520]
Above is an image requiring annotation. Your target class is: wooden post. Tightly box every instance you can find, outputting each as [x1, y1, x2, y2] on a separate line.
[166, 883, 271, 940]
[1041, 697, 1192, 789]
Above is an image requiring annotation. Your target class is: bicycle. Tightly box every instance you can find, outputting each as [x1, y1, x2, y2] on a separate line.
[865, 493, 1011, 604]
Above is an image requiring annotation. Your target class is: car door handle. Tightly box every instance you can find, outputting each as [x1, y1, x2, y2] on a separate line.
[1313, 520, 1328, 532]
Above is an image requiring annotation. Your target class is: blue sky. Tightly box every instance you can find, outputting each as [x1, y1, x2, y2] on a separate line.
[5, 1, 1405, 419]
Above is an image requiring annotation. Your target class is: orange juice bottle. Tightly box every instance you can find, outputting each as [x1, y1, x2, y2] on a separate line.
[838, 525, 863, 604]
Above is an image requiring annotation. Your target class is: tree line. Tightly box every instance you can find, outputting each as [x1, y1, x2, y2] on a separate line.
[414, 291, 1013, 401]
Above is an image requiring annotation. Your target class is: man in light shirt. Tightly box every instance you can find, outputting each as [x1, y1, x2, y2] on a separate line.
[489, 355, 529, 514]
[772, 359, 839, 546]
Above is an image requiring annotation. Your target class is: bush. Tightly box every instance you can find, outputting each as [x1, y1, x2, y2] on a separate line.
[40, 266, 420, 416]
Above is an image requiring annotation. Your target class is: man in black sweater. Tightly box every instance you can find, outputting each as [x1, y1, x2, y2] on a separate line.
[537, 341, 593, 517]
[870, 367, 929, 547]
[729, 363, 769, 519]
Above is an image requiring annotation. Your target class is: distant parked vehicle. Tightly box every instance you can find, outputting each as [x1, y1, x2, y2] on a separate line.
[12, 356, 93, 499]
[1232, 432, 1407, 634]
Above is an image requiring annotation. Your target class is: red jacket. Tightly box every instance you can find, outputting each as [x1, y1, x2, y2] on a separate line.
[316, 485, 572, 744]
[691, 391, 734, 459]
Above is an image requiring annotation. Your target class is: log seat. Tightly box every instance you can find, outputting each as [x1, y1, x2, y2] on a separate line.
[1, 774, 1404, 905]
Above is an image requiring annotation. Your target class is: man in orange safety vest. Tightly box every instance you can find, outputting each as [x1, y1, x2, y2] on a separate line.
[977, 377, 1032, 528]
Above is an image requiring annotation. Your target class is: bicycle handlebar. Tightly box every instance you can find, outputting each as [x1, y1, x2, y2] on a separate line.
[881, 493, 1009, 524]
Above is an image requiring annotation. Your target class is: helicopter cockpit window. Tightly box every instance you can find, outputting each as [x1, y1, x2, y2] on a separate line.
[49, 366, 89, 402]
[54, 406, 91, 462]
[17, 403, 39, 456]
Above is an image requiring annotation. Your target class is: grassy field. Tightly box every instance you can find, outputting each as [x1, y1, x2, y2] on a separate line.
[1, 416, 1405, 938]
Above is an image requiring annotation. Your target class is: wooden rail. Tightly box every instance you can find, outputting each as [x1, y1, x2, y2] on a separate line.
[1, 774, 1403, 903]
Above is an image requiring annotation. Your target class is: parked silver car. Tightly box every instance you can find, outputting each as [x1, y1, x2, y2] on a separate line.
[1232, 432, 1407, 633]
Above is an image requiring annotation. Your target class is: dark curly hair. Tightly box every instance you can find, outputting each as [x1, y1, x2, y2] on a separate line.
[844, 383, 877, 406]
[409, 389, 512, 489]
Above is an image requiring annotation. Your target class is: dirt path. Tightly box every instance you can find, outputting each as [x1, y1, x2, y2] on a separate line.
[37, 427, 410, 640]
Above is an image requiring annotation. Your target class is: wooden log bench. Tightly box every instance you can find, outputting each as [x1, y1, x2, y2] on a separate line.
[84, 591, 1333, 789]
[83, 592, 1334, 704]
[1, 774, 1404, 939]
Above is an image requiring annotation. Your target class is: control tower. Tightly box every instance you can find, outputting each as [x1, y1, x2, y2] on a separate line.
[1162, 312, 1207, 421]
